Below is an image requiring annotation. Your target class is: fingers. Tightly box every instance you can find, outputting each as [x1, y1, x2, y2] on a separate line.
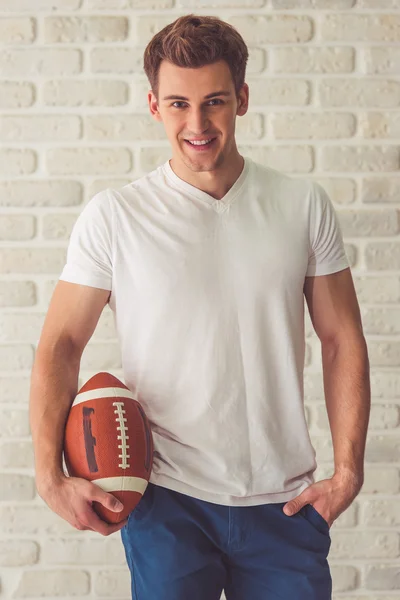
[81, 507, 129, 536]
[87, 510, 128, 535]
[108, 517, 129, 535]
[75, 482, 128, 535]
[89, 484, 124, 514]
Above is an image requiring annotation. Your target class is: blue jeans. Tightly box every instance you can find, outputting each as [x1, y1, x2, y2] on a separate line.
[121, 482, 332, 599]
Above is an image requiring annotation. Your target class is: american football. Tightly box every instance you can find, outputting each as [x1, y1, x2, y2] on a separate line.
[63, 372, 153, 524]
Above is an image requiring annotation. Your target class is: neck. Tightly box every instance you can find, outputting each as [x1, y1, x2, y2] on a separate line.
[169, 152, 245, 201]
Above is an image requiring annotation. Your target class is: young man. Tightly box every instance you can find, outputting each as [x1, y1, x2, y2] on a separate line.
[30, 14, 370, 600]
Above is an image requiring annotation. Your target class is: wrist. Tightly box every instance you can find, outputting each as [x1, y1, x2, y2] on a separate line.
[36, 470, 67, 497]
[333, 466, 363, 488]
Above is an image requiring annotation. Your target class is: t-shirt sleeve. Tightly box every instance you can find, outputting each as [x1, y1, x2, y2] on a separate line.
[59, 189, 113, 291]
[305, 182, 350, 277]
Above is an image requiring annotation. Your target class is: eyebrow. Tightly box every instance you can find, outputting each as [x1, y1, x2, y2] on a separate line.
[162, 90, 231, 101]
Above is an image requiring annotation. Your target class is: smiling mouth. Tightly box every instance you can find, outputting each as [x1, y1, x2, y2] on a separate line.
[185, 137, 215, 145]
[184, 137, 218, 149]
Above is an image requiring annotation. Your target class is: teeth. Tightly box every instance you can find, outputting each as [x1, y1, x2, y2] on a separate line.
[188, 139, 213, 146]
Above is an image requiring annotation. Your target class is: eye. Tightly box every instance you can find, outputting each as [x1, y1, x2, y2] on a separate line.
[171, 99, 223, 108]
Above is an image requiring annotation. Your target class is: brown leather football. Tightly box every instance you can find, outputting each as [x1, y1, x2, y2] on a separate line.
[63, 372, 153, 524]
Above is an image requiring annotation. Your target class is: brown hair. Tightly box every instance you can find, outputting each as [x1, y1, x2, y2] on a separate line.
[143, 14, 249, 102]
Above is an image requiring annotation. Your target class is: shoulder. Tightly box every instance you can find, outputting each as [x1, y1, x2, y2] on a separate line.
[249, 159, 317, 207]
[107, 164, 164, 206]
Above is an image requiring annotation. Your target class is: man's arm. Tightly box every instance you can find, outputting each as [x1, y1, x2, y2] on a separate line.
[303, 267, 371, 487]
[29, 280, 111, 494]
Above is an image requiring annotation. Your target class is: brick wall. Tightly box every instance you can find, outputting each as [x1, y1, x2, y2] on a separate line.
[0, 0, 399, 598]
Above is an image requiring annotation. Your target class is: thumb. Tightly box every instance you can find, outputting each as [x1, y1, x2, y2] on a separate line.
[91, 485, 124, 512]
[283, 495, 307, 516]
[107, 494, 124, 512]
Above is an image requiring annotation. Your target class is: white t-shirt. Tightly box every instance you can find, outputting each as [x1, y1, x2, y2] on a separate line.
[59, 156, 349, 506]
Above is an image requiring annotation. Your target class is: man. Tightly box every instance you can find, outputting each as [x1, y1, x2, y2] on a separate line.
[30, 13, 370, 600]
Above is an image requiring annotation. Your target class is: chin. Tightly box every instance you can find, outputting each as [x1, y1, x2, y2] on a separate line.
[171, 142, 222, 169]
[185, 157, 220, 172]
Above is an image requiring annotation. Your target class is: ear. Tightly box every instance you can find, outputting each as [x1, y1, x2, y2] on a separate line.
[236, 83, 249, 117]
[148, 90, 162, 122]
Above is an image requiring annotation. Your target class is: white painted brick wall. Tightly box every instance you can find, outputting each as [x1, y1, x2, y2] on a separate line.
[0, 0, 399, 598]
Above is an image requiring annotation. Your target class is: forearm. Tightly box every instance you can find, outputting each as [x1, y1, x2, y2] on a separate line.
[321, 334, 371, 486]
[29, 339, 80, 493]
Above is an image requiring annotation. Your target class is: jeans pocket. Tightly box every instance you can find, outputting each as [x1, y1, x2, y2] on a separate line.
[301, 503, 330, 536]
[130, 482, 155, 523]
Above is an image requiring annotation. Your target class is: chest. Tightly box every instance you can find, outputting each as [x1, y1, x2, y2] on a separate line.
[113, 199, 309, 305]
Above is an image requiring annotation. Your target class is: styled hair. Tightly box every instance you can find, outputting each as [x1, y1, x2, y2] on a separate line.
[143, 14, 249, 102]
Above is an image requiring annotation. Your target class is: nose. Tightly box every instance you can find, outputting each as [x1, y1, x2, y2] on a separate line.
[186, 107, 210, 135]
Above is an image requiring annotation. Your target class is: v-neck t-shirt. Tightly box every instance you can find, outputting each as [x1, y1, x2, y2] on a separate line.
[59, 156, 350, 506]
[163, 156, 249, 213]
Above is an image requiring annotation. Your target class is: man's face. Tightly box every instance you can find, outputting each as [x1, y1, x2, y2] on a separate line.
[148, 59, 248, 173]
